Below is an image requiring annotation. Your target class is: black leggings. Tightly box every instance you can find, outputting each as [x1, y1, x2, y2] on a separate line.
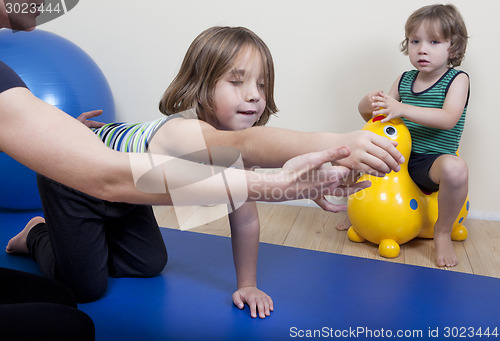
[27, 174, 168, 302]
[0, 267, 94, 340]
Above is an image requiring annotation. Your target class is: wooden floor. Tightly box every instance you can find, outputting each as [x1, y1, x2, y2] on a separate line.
[153, 203, 500, 279]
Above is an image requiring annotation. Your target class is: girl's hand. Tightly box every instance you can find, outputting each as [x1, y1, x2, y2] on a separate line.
[76, 109, 106, 128]
[232, 286, 274, 319]
[371, 91, 404, 122]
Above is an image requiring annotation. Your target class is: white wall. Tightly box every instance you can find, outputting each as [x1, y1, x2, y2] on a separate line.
[41, 0, 500, 219]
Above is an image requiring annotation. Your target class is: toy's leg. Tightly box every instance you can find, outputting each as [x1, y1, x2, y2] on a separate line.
[451, 225, 468, 241]
[347, 227, 365, 243]
[378, 239, 400, 258]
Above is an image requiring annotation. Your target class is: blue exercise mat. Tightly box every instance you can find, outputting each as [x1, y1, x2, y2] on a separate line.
[1, 210, 499, 340]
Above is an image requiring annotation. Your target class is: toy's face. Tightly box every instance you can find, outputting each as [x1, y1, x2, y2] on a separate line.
[362, 115, 412, 159]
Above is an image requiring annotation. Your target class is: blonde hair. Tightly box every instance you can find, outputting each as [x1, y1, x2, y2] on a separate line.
[400, 4, 468, 67]
[159, 26, 277, 126]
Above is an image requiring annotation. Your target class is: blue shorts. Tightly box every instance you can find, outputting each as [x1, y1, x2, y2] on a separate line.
[407, 152, 443, 193]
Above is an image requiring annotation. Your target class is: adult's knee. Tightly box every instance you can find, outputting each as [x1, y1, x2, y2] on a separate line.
[55, 307, 95, 341]
[1, 303, 95, 341]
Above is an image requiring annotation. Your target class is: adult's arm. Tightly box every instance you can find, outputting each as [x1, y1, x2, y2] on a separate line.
[0, 87, 156, 203]
[0, 88, 354, 206]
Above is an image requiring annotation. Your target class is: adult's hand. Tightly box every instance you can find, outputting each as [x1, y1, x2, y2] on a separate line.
[250, 147, 370, 207]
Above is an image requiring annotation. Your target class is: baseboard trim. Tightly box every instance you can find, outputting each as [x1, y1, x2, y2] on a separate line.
[467, 210, 500, 222]
[262, 200, 500, 222]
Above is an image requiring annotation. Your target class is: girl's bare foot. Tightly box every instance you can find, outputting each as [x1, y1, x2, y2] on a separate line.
[434, 230, 457, 267]
[6, 216, 45, 254]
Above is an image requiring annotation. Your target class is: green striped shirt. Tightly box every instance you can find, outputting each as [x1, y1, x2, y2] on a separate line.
[399, 68, 468, 155]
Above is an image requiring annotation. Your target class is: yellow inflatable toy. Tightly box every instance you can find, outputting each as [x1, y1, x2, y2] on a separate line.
[347, 115, 469, 258]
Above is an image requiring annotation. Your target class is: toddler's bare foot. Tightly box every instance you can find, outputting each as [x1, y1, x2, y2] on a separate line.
[434, 230, 457, 267]
[6, 216, 45, 254]
[336, 216, 351, 231]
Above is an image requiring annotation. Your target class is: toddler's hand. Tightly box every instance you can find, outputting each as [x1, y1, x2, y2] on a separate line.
[371, 91, 403, 122]
[232, 286, 274, 319]
[366, 91, 381, 106]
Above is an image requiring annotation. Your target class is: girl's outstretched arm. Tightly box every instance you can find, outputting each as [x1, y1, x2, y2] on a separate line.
[152, 117, 403, 178]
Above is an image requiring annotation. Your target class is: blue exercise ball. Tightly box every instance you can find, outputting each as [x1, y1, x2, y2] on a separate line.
[0, 29, 115, 210]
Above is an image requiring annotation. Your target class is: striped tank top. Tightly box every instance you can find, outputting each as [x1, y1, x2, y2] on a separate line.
[93, 116, 175, 152]
[399, 68, 468, 155]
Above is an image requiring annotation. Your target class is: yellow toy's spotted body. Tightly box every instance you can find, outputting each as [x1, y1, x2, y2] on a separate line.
[347, 116, 469, 258]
